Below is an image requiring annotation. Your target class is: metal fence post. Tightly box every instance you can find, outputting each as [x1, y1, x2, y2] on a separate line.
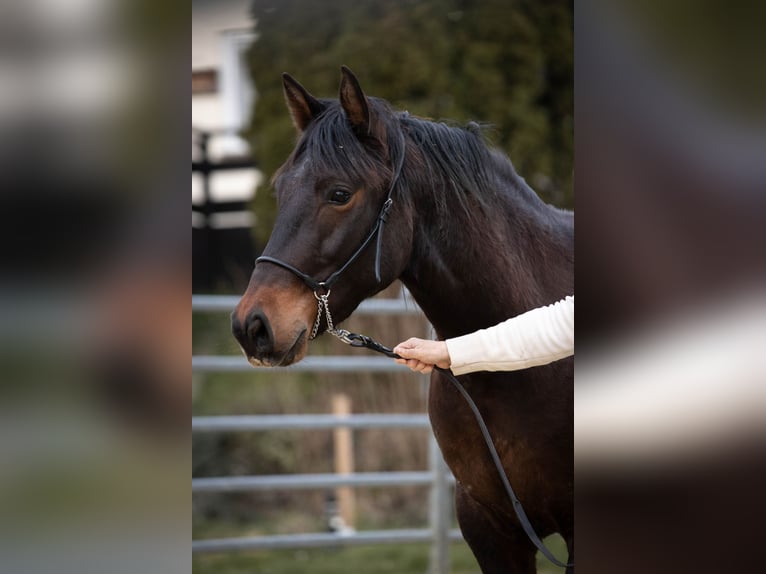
[428, 414, 451, 574]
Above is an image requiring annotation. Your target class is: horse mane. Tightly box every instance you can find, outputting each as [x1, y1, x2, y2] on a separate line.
[279, 97, 557, 230]
[395, 106, 566, 236]
[398, 113, 499, 218]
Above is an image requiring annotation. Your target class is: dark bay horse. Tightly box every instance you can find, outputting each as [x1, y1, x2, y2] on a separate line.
[232, 67, 574, 573]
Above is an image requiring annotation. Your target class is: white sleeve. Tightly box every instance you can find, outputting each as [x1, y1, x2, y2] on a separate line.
[445, 295, 574, 376]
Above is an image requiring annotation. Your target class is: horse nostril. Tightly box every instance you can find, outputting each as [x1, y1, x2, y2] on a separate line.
[231, 312, 245, 340]
[245, 312, 274, 356]
[231, 309, 274, 358]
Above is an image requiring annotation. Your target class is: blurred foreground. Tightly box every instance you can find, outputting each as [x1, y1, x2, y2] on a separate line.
[575, 1, 766, 572]
[0, 1, 188, 573]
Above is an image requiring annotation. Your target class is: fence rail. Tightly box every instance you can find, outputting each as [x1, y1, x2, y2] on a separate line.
[193, 471, 457, 492]
[193, 354, 407, 372]
[193, 529, 465, 554]
[193, 413, 430, 432]
[192, 294, 460, 572]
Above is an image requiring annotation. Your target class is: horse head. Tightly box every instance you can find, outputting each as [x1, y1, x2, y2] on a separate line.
[232, 67, 413, 367]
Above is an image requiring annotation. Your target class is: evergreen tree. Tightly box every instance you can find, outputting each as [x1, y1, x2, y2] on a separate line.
[245, 0, 573, 246]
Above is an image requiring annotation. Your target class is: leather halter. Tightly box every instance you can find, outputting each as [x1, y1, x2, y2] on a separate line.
[255, 129, 406, 337]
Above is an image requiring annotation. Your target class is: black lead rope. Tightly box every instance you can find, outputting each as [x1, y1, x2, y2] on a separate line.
[343, 331, 573, 569]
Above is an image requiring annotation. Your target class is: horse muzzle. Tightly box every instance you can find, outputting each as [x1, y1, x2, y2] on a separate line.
[231, 283, 315, 367]
[231, 307, 309, 366]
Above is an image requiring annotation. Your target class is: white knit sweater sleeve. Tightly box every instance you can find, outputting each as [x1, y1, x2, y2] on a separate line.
[445, 295, 574, 376]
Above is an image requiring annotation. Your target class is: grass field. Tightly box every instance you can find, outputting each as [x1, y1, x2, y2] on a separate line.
[192, 533, 567, 574]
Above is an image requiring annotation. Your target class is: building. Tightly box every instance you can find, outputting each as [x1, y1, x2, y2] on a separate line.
[192, 0, 261, 292]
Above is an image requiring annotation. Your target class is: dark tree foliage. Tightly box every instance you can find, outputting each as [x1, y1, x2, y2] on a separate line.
[245, 0, 572, 246]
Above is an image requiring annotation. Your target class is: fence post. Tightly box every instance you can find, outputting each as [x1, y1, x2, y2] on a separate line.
[428, 411, 451, 574]
[332, 393, 355, 529]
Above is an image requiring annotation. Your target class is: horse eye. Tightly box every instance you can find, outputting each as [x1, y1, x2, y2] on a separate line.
[327, 189, 352, 205]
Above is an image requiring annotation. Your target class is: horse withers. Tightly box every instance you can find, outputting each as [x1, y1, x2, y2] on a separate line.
[232, 67, 574, 573]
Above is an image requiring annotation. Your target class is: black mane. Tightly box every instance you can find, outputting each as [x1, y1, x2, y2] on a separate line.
[283, 97, 552, 228]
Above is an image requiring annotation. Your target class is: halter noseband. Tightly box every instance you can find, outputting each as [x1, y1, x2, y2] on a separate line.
[255, 129, 406, 340]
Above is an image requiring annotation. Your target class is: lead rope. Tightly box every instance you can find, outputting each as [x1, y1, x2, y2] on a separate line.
[312, 293, 572, 569]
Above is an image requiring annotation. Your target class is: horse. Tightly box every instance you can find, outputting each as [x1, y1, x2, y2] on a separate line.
[231, 66, 574, 573]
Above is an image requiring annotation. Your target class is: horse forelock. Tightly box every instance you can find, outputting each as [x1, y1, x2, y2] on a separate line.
[276, 101, 394, 194]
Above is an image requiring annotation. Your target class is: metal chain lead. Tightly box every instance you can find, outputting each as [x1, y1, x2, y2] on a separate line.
[310, 292, 331, 339]
[310, 291, 357, 345]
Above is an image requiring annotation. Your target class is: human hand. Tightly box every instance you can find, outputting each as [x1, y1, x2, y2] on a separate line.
[393, 337, 451, 374]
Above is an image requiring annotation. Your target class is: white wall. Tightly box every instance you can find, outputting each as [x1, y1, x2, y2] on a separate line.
[192, 0, 253, 71]
[192, 0, 260, 205]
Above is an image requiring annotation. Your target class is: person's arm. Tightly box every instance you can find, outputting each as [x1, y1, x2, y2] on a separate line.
[394, 296, 573, 375]
[447, 295, 573, 375]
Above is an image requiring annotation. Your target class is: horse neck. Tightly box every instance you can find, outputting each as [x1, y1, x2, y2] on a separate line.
[400, 171, 573, 340]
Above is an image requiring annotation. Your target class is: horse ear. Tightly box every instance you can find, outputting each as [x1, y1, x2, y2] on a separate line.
[339, 65, 370, 135]
[282, 73, 325, 132]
